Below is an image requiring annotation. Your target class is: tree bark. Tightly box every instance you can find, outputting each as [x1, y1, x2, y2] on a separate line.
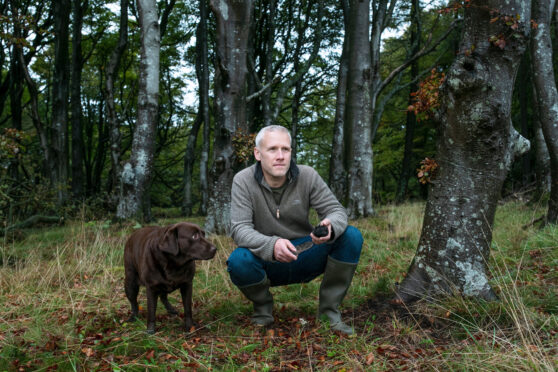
[116, 0, 160, 220]
[105, 0, 129, 204]
[206, 0, 253, 234]
[532, 87, 551, 201]
[396, 0, 421, 203]
[531, 0, 558, 224]
[182, 0, 209, 217]
[52, 0, 71, 204]
[70, 0, 86, 198]
[517, 54, 531, 189]
[344, 0, 374, 218]
[396, 0, 531, 302]
[329, 0, 349, 201]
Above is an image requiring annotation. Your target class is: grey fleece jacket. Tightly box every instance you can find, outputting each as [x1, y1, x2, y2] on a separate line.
[230, 161, 348, 262]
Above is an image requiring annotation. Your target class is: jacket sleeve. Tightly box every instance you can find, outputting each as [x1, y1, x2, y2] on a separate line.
[229, 175, 278, 262]
[308, 169, 348, 241]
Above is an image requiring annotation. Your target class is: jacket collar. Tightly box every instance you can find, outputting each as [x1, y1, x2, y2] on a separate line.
[254, 159, 299, 186]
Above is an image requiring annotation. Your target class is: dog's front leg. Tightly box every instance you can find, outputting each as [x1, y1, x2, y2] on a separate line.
[180, 281, 193, 331]
[146, 287, 158, 334]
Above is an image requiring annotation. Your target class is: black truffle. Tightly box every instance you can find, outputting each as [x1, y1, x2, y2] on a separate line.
[312, 225, 329, 238]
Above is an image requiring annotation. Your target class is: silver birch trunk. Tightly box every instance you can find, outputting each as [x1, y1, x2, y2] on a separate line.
[116, 0, 160, 220]
[396, 0, 531, 302]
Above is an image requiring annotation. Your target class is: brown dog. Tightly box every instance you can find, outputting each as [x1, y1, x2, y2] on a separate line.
[124, 222, 217, 334]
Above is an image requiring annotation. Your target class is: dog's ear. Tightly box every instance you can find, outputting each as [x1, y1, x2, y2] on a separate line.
[159, 224, 179, 255]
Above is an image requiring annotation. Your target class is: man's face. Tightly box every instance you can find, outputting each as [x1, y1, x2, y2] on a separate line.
[254, 130, 292, 186]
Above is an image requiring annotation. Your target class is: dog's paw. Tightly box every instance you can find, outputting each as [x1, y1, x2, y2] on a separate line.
[146, 323, 156, 334]
[166, 307, 179, 316]
[184, 319, 197, 332]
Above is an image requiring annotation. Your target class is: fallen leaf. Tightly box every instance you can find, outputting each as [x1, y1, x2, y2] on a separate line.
[81, 347, 95, 357]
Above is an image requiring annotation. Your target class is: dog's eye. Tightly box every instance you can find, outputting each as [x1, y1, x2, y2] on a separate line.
[192, 233, 199, 240]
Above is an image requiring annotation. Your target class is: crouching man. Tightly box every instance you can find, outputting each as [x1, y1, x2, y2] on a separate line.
[227, 125, 363, 335]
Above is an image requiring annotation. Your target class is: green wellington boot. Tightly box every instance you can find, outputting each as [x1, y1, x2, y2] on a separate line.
[318, 256, 358, 335]
[238, 275, 274, 326]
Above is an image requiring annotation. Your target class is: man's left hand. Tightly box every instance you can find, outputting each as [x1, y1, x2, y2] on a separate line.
[310, 218, 332, 245]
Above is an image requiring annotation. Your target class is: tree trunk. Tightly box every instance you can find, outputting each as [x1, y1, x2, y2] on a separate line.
[261, 0, 276, 127]
[344, 0, 374, 218]
[70, 0, 86, 198]
[396, 0, 421, 203]
[183, 0, 209, 217]
[517, 54, 531, 189]
[206, 0, 253, 234]
[396, 0, 531, 302]
[329, 0, 349, 201]
[93, 87, 107, 196]
[532, 87, 551, 201]
[182, 0, 210, 216]
[531, 0, 558, 224]
[105, 0, 129, 204]
[52, 0, 71, 204]
[116, 0, 160, 220]
[9, 45, 24, 131]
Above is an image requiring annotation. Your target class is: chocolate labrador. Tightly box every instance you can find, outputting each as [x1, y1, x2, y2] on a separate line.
[124, 222, 217, 334]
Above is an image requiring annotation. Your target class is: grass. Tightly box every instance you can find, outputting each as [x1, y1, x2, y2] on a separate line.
[0, 201, 556, 371]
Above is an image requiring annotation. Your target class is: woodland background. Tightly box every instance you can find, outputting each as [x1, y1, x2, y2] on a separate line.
[0, 0, 557, 370]
[1, 0, 553, 230]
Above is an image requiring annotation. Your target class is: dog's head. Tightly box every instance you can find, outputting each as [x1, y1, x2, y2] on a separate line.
[158, 222, 217, 260]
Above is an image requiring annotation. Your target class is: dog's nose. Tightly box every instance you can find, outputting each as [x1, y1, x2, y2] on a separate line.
[207, 245, 217, 258]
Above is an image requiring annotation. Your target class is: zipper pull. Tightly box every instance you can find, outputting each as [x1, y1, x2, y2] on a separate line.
[276, 208, 280, 219]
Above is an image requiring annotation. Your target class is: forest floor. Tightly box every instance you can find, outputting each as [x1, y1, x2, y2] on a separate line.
[0, 201, 556, 371]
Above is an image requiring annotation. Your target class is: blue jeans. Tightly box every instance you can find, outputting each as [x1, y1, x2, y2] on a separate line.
[227, 226, 363, 287]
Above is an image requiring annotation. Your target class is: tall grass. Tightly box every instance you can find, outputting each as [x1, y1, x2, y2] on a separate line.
[0, 202, 556, 371]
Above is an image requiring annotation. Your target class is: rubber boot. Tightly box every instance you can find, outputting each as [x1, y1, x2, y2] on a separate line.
[318, 256, 358, 335]
[238, 275, 274, 326]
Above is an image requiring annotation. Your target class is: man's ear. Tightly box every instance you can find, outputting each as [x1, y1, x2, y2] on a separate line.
[159, 224, 179, 255]
[254, 147, 261, 161]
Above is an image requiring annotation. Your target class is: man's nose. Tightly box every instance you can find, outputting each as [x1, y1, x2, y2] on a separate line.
[277, 149, 285, 158]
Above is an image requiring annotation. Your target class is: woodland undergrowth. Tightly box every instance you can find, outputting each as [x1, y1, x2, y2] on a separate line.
[0, 202, 556, 371]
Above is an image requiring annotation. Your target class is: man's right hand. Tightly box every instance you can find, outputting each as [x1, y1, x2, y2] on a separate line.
[273, 238, 298, 262]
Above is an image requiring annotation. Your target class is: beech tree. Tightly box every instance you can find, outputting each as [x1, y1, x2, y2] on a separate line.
[329, 0, 349, 201]
[344, 0, 374, 218]
[116, 0, 160, 220]
[206, 0, 254, 234]
[52, 0, 71, 204]
[70, 0, 86, 198]
[396, 0, 531, 302]
[105, 0, 129, 204]
[531, 0, 558, 224]
[183, 0, 210, 217]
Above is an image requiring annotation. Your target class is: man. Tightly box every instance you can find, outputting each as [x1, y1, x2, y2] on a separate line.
[228, 125, 363, 335]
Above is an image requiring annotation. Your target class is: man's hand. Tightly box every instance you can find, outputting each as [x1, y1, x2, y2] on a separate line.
[310, 218, 332, 245]
[274, 238, 298, 262]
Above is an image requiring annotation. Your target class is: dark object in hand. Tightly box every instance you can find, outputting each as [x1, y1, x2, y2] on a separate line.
[312, 225, 329, 238]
